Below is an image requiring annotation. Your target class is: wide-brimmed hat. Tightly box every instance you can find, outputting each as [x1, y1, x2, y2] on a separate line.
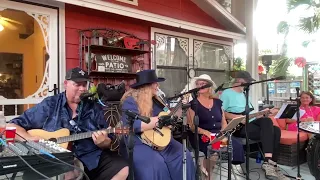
[191, 74, 217, 89]
[231, 70, 256, 82]
[130, 70, 165, 89]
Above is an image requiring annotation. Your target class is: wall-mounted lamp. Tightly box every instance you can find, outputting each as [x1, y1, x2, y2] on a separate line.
[0, 24, 4, 32]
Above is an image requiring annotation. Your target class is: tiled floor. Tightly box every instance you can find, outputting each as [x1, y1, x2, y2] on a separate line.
[0, 159, 316, 180]
[210, 159, 315, 180]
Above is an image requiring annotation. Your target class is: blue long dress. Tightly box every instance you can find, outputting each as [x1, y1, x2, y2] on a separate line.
[188, 98, 245, 165]
[120, 96, 196, 180]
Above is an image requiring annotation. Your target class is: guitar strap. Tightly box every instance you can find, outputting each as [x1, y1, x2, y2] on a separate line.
[152, 97, 169, 112]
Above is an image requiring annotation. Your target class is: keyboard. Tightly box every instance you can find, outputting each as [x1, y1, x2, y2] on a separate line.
[0, 140, 73, 175]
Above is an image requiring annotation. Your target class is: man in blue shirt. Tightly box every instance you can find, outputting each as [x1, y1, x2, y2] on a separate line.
[220, 71, 289, 180]
[7, 67, 128, 180]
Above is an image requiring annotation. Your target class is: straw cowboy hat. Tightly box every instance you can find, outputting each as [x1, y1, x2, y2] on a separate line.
[130, 69, 165, 89]
[191, 74, 217, 90]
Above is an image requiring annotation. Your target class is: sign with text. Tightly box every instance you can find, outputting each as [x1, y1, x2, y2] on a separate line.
[95, 54, 132, 73]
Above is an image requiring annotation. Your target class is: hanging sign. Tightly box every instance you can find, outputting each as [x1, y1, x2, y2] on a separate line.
[95, 54, 132, 73]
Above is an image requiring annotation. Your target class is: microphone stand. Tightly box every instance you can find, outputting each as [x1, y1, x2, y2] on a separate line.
[181, 103, 191, 180]
[226, 131, 233, 180]
[290, 87, 302, 180]
[244, 85, 250, 180]
[219, 77, 282, 180]
[191, 91, 201, 180]
[127, 115, 137, 180]
[165, 82, 225, 180]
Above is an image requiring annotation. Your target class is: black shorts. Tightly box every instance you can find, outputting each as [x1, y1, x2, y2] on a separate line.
[85, 150, 128, 180]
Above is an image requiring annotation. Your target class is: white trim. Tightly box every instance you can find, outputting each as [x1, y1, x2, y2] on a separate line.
[58, 4, 66, 92]
[151, 28, 234, 46]
[208, 0, 245, 31]
[192, 0, 246, 33]
[115, 0, 138, 6]
[150, 27, 234, 69]
[25, 0, 66, 92]
[53, 0, 245, 40]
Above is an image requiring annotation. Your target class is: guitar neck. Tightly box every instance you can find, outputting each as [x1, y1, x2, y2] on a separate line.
[234, 110, 270, 121]
[169, 101, 182, 116]
[56, 128, 114, 144]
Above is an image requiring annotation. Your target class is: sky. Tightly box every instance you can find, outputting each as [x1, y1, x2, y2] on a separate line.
[234, 0, 320, 76]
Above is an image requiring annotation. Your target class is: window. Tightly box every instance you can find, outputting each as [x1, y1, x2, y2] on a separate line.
[193, 40, 232, 86]
[152, 28, 233, 98]
[115, 0, 138, 6]
[154, 33, 188, 97]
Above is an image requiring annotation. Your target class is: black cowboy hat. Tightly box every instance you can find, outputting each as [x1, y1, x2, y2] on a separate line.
[130, 70, 165, 89]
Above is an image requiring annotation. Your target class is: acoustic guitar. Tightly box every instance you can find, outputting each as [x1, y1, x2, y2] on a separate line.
[27, 127, 129, 149]
[140, 98, 183, 150]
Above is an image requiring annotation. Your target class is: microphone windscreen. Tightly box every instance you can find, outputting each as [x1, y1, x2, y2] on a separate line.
[97, 83, 106, 97]
[275, 76, 286, 80]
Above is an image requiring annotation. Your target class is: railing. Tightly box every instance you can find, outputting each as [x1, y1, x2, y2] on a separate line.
[0, 98, 44, 121]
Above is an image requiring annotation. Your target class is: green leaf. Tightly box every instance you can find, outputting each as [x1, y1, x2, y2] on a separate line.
[277, 21, 290, 35]
[302, 40, 311, 47]
[298, 13, 320, 34]
[287, 0, 313, 12]
[233, 57, 245, 71]
[270, 57, 293, 77]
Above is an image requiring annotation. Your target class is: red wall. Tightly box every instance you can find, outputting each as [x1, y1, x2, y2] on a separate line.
[105, 0, 225, 29]
[65, 3, 230, 86]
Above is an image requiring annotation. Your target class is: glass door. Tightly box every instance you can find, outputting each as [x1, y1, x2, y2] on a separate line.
[0, 1, 58, 120]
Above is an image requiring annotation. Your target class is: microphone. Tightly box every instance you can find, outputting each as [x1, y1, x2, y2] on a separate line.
[80, 92, 96, 100]
[124, 110, 151, 123]
[214, 83, 224, 93]
[167, 83, 212, 101]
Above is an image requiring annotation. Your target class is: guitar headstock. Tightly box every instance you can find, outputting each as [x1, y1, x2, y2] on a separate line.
[114, 127, 129, 134]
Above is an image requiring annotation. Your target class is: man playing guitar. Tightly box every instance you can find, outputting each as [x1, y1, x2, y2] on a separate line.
[7, 67, 128, 180]
[220, 71, 289, 180]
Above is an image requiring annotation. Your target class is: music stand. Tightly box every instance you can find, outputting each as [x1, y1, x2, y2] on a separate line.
[274, 103, 304, 179]
[210, 116, 244, 180]
[274, 104, 299, 119]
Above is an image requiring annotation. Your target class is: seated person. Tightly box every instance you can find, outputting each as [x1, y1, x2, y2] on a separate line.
[220, 71, 289, 180]
[186, 74, 244, 178]
[7, 67, 128, 180]
[120, 70, 195, 180]
[287, 91, 320, 136]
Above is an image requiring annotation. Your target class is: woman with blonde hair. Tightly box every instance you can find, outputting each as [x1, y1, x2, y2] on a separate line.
[186, 74, 244, 178]
[119, 70, 195, 180]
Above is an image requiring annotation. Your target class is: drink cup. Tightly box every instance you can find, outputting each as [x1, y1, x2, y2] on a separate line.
[5, 127, 16, 143]
[210, 133, 221, 150]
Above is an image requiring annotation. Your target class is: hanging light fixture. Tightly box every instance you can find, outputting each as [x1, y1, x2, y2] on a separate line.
[0, 24, 4, 31]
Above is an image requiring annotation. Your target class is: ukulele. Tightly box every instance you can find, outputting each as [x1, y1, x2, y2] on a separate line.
[140, 97, 183, 150]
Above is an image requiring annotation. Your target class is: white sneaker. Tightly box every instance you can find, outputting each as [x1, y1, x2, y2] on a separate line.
[261, 160, 278, 180]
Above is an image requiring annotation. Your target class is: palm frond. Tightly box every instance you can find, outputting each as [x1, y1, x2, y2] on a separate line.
[298, 13, 320, 33]
[270, 57, 293, 77]
[287, 0, 313, 12]
[302, 40, 311, 47]
[277, 21, 290, 35]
